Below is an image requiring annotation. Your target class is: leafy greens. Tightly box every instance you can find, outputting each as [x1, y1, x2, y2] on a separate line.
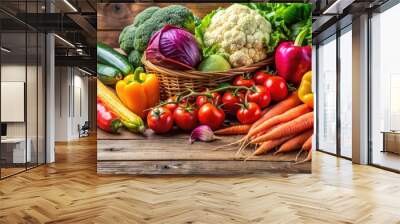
[244, 3, 312, 52]
[194, 8, 221, 58]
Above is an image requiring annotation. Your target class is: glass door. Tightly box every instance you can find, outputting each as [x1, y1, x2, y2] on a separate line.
[317, 35, 337, 155]
[339, 26, 352, 159]
[37, 32, 46, 166]
[27, 30, 38, 170]
[0, 0, 46, 179]
[370, 3, 400, 172]
[0, 31, 28, 178]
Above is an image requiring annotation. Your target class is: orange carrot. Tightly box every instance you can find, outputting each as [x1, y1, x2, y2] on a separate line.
[296, 149, 312, 164]
[248, 104, 312, 137]
[215, 93, 302, 151]
[274, 130, 313, 155]
[251, 112, 314, 144]
[253, 135, 293, 156]
[296, 135, 313, 161]
[238, 124, 282, 154]
[214, 124, 251, 135]
[302, 135, 313, 151]
[250, 92, 302, 131]
[306, 149, 312, 161]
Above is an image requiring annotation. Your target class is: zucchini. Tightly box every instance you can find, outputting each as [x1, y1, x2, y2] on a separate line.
[97, 63, 123, 85]
[97, 79, 145, 134]
[97, 43, 132, 76]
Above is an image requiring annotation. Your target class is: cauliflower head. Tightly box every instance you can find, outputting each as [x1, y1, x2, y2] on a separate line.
[203, 4, 272, 67]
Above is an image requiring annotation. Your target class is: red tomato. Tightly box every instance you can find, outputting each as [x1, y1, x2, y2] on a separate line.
[196, 92, 221, 107]
[247, 85, 271, 109]
[233, 75, 255, 88]
[264, 76, 288, 102]
[147, 107, 174, 134]
[198, 103, 225, 130]
[253, 71, 271, 85]
[165, 96, 179, 113]
[236, 102, 262, 124]
[173, 106, 198, 131]
[222, 91, 244, 113]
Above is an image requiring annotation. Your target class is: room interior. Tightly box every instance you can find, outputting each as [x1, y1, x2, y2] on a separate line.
[0, 0, 96, 179]
[0, 0, 400, 223]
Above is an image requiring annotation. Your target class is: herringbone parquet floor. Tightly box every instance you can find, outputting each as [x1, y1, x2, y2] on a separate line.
[0, 135, 400, 224]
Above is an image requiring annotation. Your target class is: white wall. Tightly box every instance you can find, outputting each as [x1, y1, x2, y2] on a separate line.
[1, 63, 46, 164]
[72, 73, 89, 138]
[1, 65, 32, 138]
[54, 66, 89, 141]
[55, 66, 69, 141]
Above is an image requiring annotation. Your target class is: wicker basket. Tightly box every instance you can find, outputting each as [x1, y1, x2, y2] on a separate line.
[142, 55, 274, 100]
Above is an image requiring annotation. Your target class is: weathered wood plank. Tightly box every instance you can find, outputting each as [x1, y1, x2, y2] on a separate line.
[97, 160, 311, 175]
[97, 128, 191, 140]
[97, 3, 231, 30]
[97, 3, 230, 47]
[97, 30, 120, 48]
[97, 139, 307, 161]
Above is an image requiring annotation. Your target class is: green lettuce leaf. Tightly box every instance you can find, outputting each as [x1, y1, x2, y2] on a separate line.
[195, 8, 221, 57]
[244, 3, 312, 52]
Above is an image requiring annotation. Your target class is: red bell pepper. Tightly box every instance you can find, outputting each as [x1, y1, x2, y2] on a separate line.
[97, 98, 123, 133]
[275, 29, 311, 86]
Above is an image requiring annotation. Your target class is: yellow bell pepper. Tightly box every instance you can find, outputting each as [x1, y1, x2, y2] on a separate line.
[298, 71, 313, 108]
[116, 69, 160, 118]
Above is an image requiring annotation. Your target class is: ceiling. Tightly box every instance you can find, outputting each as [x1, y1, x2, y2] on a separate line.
[1, 0, 96, 73]
[312, 0, 391, 43]
[1, 0, 394, 72]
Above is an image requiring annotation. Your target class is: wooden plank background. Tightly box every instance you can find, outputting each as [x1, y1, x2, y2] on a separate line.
[97, 3, 231, 47]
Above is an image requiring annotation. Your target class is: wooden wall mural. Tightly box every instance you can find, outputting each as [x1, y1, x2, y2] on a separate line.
[97, 2, 313, 175]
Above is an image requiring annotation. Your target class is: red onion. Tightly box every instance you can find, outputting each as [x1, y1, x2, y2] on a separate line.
[190, 125, 221, 144]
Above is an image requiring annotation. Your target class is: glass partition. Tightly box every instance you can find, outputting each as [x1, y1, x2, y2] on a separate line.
[37, 32, 45, 165]
[27, 30, 38, 169]
[0, 0, 46, 179]
[339, 26, 352, 158]
[370, 3, 400, 171]
[317, 35, 337, 155]
[0, 31, 28, 178]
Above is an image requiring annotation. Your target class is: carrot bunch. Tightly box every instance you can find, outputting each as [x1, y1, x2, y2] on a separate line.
[216, 92, 314, 162]
[248, 92, 314, 162]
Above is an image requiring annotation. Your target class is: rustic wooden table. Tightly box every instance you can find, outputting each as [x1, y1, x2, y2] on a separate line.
[97, 128, 310, 175]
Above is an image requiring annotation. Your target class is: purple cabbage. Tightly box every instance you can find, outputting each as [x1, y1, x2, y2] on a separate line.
[146, 25, 202, 70]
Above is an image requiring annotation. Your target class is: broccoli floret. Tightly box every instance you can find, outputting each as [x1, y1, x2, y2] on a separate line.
[119, 24, 136, 53]
[128, 50, 143, 68]
[133, 5, 195, 52]
[153, 5, 195, 33]
[119, 7, 160, 54]
[133, 21, 158, 52]
[132, 6, 160, 27]
[194, 15, 201, 27]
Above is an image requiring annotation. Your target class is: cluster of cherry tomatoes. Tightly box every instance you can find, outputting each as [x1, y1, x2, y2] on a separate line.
[147, 71, 289, 134]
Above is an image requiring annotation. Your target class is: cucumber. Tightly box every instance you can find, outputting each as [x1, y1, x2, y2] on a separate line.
[97, 64, 123, 85]
[97, 43, 132, 75]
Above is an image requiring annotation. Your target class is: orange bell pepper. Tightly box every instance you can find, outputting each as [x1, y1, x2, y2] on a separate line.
[116, 69, 160, 118]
